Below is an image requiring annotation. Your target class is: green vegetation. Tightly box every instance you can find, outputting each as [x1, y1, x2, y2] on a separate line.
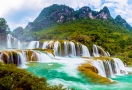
[17, 19, 132, 55]
[0, 18, 10, 47]
[10, 4, 132, 64]
[0, 62, 66, 90]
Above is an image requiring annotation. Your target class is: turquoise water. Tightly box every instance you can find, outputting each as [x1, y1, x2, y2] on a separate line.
[27, 61, 132, 90]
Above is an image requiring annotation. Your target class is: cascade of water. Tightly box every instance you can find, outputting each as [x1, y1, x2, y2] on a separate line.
[42, 41, 49, 49]
[36, 41, 39, 48]
[13, 38, 18, 48]
[54, 41, 61, 56]
[97, 45, 109, 56]
[7, 34, 12, 48]
[93, 44, 100, 57]
[91, 59, 124, 78]
[113, 58, 128, 75]
[104, 60, 115, 78]
[92, 60, 106, 77]
[35, 52, 41, 61]
[81, 45, 90, 57]
[18, 40, 22, 49]
[40, 52, 52, 61]
[75, 43, 81, 56]
[7, 34, 22, 49]
[27, 41, 39, 49]
[48, 40, 54, 48]
[18, 52, 27, 68]
[69, 42, 76, 57]
[93, 44, 109, 57]
[106, 51, 110, 56]
[64, 41, 68, 56]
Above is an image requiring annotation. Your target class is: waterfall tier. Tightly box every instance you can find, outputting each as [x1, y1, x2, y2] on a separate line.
[27, 41, 39, 49]
[0, 49, 53, 68]
[6, 34, 109, 58]
[7, 34, 22, 49]
[41, 40, 91, 57]
[0, 49, 128, 78]
[91, 57, 128, 78]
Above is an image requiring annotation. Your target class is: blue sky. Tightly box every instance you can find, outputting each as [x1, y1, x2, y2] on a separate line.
[0, 0, 132, 30]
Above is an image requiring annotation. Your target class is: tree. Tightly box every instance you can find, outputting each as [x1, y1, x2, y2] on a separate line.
[0, 18, 9, 36]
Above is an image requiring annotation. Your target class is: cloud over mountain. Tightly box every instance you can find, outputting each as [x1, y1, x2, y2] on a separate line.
[0, 0, 132, 30]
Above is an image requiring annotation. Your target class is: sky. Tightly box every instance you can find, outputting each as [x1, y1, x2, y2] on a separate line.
[0, 0, 132, 31]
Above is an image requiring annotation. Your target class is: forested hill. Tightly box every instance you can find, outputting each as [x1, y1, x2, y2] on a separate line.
[12, 4, 132, 55]
[24, 4, 132, 31]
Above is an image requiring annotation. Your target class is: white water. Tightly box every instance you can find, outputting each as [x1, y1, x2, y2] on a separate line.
[91, 60, 106, 77]
[18, 40, 22, 49]
[27, 41, 39, 49]
[64, 41, 68, 56]
[7, 34, 22, 49]
[105, 60, 115, 78]
[69, 42, 76, 57]
[7, 34, 12, 48]
[93, 44, 109, 57]
[42, 41, 48, 49]
[54, 41, 61, 56]
[93, 44, 100, 57]
[113, 58, 128, 75]
[81, 45, 90, 57]
[18, 52, 27, 68]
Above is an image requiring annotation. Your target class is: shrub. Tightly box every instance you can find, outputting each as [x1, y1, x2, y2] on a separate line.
[128, 51, 132, 58]
[0, 62, 66, 90]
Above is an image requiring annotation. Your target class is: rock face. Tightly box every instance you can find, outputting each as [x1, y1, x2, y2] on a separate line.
[24, 4, 132, 31]
[115, 15, 132, 30]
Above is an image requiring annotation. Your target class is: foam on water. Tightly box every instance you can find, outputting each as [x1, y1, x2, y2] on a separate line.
[26, 57, 132, 90]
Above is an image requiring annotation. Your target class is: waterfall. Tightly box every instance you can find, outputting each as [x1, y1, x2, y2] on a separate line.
[36, 41, 39, 48]
[106, 51, 110, 56]
[92, 60, 106, 77]
[64, 41, 67, 56]
[93, 44, 100, 57]
[27, 41, 39, 49]
[93, 44, 109, 57]
[81, 45, 90, 57]
[48, 40, 54, 48]
[18, 52, 27, 68]
[113, 58, 128, 75]
[42, 41, 49, 49]
[69, 42, 76, 57]
[91, 58, 128, 78]
[35, 52, 41, 61]
[54, 41, 61, 56]
[7, 34, 12, 48]
[7, 34, 22, 49]
[18, 40, 22, 49]
[104, 60, 115, 78]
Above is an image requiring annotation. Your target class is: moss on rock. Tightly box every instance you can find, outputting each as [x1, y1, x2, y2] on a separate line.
[78, 62, 112, 84]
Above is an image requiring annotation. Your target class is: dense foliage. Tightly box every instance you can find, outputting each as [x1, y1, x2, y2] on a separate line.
[0, 18, 9, 47]
[0, 62, 66, 90]
[11, 4, 132, 62]
[14, 18, 132, 55]
[0, 18, 9, 35]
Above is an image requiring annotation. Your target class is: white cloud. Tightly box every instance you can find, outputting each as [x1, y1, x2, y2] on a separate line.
[100, 0, 132, 26]
[0, 0, 132, 30]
